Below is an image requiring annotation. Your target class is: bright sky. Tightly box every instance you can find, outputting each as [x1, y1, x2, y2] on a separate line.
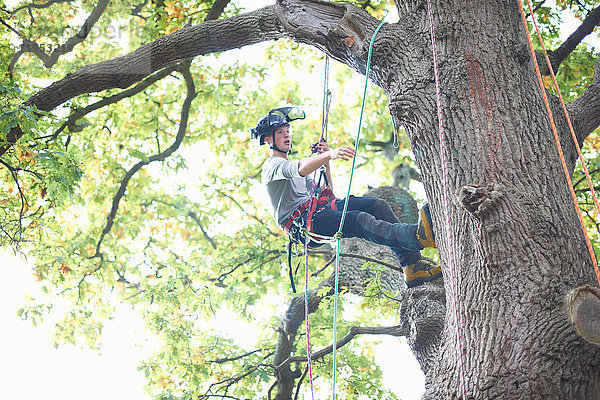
[0, 251, 154, 400]
[2, 0, 598, 399]
[0, 248, 424, 399]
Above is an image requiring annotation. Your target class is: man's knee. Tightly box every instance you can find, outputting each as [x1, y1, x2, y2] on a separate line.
[373, 198, 399, 223]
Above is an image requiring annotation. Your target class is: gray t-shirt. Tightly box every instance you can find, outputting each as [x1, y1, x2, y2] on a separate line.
[262, 156, 315, 227]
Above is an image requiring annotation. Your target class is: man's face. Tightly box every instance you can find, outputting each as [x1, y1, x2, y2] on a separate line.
[271, 124, 291, 152]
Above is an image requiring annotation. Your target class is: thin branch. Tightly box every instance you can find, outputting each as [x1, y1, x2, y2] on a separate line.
[204, 0, 232, 21]
[539, 5, 600, 74]
[276, 325, 406, 371]
[8, 49, 25, 79]
[0, 159, 29, 243]
[575, 185, 600, 194]
[94, 61, 196, 257]
[51, 64, 178, 140]
[267, 380, 277, 400]
[0, 16, 23, 36]
[187, 210, 217, 249]
[42, 0, 111, 68]
[582, 207, 600, 236]
[309, 249, 401, 275]
[574, 167, 600, 188]
[338, 252, 401, 271]
[311, 253, 337, 277]
[207, 185, 278, 236]
[293, 364, 309, 400]
[148, 198, 218, 249]
[211, 252, 280, 284]
[9, 0, 71, 14]
[209, 349, 262, 364]
[199, 363, 275, 400]
[525, 0, 546, 18]
[130, 0, 148, 18]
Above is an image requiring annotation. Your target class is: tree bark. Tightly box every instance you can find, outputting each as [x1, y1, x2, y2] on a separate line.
[386, 1, 600, 398]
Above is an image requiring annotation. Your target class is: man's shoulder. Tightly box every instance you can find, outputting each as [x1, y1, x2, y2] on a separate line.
[262, 156, 300, 183]
[263, 156, 293, 171]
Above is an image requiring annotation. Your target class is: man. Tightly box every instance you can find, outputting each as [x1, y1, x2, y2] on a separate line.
[251, 106, 441, 288]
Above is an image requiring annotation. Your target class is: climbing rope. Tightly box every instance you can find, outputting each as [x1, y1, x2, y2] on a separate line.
[517, 0, 600, 286]
[302, 55, 335, 400]
[298, 20, 389, 400]
[330, 20, 388, 400]
[303, 235, 316, 399]
[425, 0, 468, 397]
[321, 55, 332, 143]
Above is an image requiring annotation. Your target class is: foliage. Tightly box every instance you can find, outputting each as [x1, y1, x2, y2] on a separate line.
[0, 0, 598, 399]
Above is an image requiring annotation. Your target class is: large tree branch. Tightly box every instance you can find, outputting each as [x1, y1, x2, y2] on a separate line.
[567, 57, 600, 143]
[538, 6, 600, 75]
[26, 6, 282, 112]
[1, 5, 283, 156]
[4, 1, 391, 156]
[93, 61, 196, 257]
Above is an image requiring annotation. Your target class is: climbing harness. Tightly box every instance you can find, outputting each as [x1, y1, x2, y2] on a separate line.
[425, 0, 468, 397]
[517, 0, 600, 286]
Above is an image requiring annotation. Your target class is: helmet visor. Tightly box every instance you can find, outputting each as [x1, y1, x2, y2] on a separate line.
[270, 106, 305, 123]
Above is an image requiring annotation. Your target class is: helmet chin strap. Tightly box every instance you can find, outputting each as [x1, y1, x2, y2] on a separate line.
[270, 132, 290, 154]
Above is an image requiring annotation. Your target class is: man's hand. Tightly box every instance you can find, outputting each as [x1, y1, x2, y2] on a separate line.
[327, 145, 355, 161]
[316, 141, 354, 161]
[298, 143, 355, 176]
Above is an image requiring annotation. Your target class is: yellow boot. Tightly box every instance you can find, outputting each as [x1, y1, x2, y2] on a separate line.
[403, 258, 442, 288]
[416, 203, 436, 248]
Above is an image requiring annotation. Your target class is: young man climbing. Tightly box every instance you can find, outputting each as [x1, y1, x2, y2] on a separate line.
[251, 106, 441, 288]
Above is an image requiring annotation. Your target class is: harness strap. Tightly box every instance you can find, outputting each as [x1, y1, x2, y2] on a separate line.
[283, 199, 312, 235]
[283, 193, 337, 236]
[286, 240, 297, 293]
[283, 193, 337, 293]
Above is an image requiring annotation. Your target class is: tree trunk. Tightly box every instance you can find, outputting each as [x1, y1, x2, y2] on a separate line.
[380, 1, 600, 398]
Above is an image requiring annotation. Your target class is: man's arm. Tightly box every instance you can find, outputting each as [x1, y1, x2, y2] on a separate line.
[297, 145, 355, 177]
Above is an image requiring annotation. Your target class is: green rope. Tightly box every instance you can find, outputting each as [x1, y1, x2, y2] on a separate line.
[331, 20, 388, 400]
[391, 116, 399, 148]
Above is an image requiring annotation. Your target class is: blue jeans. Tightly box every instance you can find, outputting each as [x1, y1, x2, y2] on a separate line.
[309, 196, 423, 267]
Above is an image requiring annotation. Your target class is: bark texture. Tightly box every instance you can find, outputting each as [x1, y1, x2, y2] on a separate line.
[384, 1, 600, 399]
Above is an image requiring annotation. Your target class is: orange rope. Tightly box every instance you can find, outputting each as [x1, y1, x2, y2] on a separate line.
[517, 0, 600, 286]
